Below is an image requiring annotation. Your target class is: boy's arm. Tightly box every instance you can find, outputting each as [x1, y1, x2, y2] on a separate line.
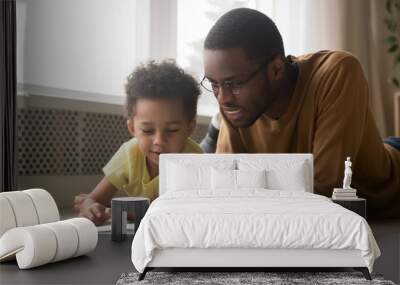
[74, 177, 118, 225]
[87, 177, 118, 207]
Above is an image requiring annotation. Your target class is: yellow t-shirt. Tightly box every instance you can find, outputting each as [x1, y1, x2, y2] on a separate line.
[103, 137, 203, 201]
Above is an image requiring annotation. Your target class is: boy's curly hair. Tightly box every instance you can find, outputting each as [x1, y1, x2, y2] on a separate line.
[125, 60, 201, 120]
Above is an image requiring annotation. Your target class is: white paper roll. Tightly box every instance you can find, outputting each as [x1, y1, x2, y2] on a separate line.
[0, 226, 57, 269]
[42, 221, 79, 262]
[0, 192, 39, 227]
[0, 196, 17, 238]
[65, 218, 98, 257]
[23, 189, 60, 224]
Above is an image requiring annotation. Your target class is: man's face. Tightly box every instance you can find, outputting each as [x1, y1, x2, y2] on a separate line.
[203, 48, 274, 128]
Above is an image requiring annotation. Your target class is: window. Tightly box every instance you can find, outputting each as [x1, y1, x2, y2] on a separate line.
[17, 0, 138, 103]
[176, 0, 331, 117]
[177, 0, 257, 117]
[17, 0, 323, 116]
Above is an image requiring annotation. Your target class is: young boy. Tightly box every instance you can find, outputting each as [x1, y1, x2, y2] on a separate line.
[74, 60, 203, 225]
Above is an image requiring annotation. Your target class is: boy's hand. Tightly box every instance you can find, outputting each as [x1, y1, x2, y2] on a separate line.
[73, 194, 88, 212]
[78, 198, 111, 226]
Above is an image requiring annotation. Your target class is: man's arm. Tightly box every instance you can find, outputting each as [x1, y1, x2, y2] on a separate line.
[312, 55, 369, 196]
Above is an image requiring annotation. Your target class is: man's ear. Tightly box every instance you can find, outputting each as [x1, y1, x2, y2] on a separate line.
[268, 56, 285, 81]
[127, 119, 135, 136]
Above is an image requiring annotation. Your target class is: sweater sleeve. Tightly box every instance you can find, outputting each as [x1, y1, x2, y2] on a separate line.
[312, 55, 369, 196]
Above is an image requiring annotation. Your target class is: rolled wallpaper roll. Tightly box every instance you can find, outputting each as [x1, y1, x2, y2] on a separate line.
[23, 189, 60, 224]
[65, 218, 98, 257]
[0, 189, 60, 238]
[0, 196, 17, 237]
[42, 221, 79, 262]
[0, 191, 39, 227]
[0, 218, 97, 269]
[0, 226, 57, 269]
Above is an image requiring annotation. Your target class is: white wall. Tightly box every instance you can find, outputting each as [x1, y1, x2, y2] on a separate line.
[16, 0, 137, 98]
[16, 0, 217, 117]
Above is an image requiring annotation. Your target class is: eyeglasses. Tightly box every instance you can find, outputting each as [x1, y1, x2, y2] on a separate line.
[200, 56, 275, 96]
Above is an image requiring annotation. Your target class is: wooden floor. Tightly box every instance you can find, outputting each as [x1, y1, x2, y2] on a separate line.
[0, 233, 134, 285]
[370, 219, 400, 284]
[2, 214, 396, 285]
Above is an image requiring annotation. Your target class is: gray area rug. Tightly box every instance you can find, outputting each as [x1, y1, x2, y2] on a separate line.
[116, 271, 396, 285]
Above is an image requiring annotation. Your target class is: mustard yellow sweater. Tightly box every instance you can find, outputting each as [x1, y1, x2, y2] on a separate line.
[217, 50, 400, 219]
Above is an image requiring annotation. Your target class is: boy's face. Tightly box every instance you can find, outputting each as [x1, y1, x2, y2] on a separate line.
[127, 98, 195, 168]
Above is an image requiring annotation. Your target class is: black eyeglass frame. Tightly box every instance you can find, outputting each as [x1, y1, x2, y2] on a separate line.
[200, 55, 276, 96]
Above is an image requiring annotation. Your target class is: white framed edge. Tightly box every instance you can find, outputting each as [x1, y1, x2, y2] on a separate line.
[147, 248, 366, 268]
[159, 153, 314, 195]
[17, 83, 216, 120]
[331, 198, 366, 201]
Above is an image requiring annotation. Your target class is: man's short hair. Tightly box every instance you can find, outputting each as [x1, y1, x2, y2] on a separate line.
[125, 60, 200, 120]
[204, 8, 284, 61]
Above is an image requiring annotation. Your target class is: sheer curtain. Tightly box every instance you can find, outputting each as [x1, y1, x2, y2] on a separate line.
[256, 0, 392, 136]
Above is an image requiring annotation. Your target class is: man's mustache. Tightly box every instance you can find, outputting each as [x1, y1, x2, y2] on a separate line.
[222, 104, 241, 110]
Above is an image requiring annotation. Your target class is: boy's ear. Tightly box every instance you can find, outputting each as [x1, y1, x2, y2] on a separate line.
[127, 119, 135, 136]
[187, 119, 196, 136]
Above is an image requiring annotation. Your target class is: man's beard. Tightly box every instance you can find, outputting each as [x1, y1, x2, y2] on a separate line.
[224, 108, 264, 129]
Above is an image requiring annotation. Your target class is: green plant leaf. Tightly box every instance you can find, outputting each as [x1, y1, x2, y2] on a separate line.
[384, 1, 400, 88]
[388, 44, 399, 53]
[395, 0, 400, 11]
[387, 0, 393, 13]
[384, 18, 398, 32]
[393, 77, 400, 88]
[385, 36, 397, 44]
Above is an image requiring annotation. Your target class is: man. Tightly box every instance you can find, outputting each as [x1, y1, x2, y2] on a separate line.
[201, 8, 400, 218]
